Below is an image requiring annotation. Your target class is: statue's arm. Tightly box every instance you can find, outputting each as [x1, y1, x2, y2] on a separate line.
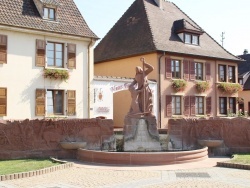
[144, 62, 154, 75]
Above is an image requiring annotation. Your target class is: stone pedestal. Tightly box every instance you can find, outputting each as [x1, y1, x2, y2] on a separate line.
[123, 116, 161, 152]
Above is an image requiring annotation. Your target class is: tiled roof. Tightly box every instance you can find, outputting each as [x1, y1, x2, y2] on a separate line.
[95, 0, 240, 63]
[0, 0, 98, 38]
[40, 0, 60, 6]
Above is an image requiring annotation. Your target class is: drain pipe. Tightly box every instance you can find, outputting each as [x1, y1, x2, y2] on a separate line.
[158, 51, 166, 128]
[88, 38, 95, 118]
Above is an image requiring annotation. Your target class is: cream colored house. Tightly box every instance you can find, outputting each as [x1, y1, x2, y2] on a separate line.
[94, 0, 242, 128]
[0, 0, 98, 120]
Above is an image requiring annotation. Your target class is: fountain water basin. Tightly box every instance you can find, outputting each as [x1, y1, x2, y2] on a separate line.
[197, 139, 223, 148]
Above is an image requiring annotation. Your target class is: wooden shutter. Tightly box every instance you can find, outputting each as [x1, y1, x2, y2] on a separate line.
[190, 96, 196, 116]
[183, 59, 189, 80]
[67, 90, 76, 116]
[36, 39, 45, 67]
[35, 89, 45, 116]
[0, 35, 7, 64]
[205, 62, 211, 81]
[0, 88, 7, 116]
[166, 95, 172, 117]
[165, 58, 172, 79]
[67, 43, 76, 69]
[190, 61, 195, 80]
[184, 96, 190, 116]
[206, 97, 212, 115]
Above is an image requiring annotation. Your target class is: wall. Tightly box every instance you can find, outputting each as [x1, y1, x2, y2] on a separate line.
[168, 117, 250, 155]
[0, 118, 113, 160]
[238, 90, 250, 115]
[0, 28, 93, 120]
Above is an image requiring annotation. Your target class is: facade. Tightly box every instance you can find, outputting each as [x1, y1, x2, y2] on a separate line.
[94, 0, 241, 128]
[238, 51, 250, 115]
[0, 0, 98, 120]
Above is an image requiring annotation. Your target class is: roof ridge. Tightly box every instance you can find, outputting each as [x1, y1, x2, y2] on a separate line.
[171, 2, 241, 61]
[143, 0, 157, 50]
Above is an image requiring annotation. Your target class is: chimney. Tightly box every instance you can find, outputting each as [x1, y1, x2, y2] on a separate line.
[154, 0, 163, 9]
[243, 49, 248, 55]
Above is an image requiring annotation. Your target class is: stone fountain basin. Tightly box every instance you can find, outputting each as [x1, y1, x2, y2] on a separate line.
[197, 139, 223, 148]
[60, 142, 87, 150]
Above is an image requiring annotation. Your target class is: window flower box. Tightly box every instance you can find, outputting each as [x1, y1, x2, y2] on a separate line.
[195, 81, 210, 93]
[171, 79, 187, 92]
[44, 68, 69, 81]
[217, 83, 243, 94]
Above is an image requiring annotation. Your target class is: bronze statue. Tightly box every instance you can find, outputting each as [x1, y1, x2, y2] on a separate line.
[128, 58, 154, 117]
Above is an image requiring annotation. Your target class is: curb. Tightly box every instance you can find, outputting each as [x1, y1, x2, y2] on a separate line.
[217, 161, 250, 170]
[0, 162, 73, 182]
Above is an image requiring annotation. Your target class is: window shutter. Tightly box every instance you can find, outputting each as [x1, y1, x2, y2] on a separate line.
[0, 88, 7, 116]
[165, 58, 172, 79]
[189, 61, 195, 80]
[205, 62, 211, 81]
[184, 96, 190, 116]
[183, 59, 189, 80]
[36, 39, 45, 67]
[190, 96, 196, 116]
[67, 90, 76, 116]
[206, 97, 212, 115]
[35, 89, 45, 116]
[67, 43, 76, 69]
[166, 95, 172, 117]
[0, 35, 7, 64]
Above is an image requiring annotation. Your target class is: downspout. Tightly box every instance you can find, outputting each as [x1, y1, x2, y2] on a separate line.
[88, 38, 94, 118]
[158, 51, 166, 128]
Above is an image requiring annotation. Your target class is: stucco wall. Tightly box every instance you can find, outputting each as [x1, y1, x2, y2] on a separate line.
[238, 90, 250, 115]
[0, 28, 93, 120]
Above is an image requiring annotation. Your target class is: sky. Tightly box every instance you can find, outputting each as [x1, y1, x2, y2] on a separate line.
[75, 0, 250, 56]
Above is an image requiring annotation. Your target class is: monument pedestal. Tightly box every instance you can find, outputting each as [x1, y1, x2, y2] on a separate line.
[123, 116, 161, 152]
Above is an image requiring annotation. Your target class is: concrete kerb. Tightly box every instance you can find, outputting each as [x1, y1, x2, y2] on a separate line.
[217, 155, 250, 170]
[0, 159, 73, 182]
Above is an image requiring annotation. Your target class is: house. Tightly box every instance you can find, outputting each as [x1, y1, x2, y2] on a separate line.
[94, 0, 242, 128]
[238, 50, 250, 115]
[0, 0, 98, 120]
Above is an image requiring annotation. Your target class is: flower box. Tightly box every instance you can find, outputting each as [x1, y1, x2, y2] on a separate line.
[195, 81, 210, 93]
[44, 68, 69, 81]
[217, 83, 243, 94]
[171, 79, 187, 92]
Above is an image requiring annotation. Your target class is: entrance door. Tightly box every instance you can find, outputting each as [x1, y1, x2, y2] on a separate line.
[248, 102, 250, 116]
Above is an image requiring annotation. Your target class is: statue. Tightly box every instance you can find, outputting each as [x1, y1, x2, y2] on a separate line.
[128, 58, 154, 117]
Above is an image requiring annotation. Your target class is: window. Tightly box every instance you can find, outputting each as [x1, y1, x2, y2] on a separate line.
[184, 33, 199, 45]
[47, 42, 63, 67]
[171, 60, 181, 78]
[228, 66, 235, 83]
[172, 96, 181, 115]
[195, 62, 203, 80]
[219, 97, 227, 115]
[229, 97, 236, 114]
[0, 88, 7, 116]
[195, 96, 204, 115]
[44, 7, 55, 20]
[47, 90, 64, 115]
[219, 65, 226, 82]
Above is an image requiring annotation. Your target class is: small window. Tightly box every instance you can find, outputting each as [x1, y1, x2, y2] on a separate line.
[239, 79, 243, 85]
[184, 34, 191, 44]
[192, 35, 199, 45]
[47, 90, 64, 115]
[195, 62, 203, 80]
[229, 97, 236, 114]
[44, 7, 55, 20]
[219, 97, 227, 115]
[195, 96, 204, 115]
[184, 33, 199, 45]
[228, 66, 235, 83]
[172, 96, 182, 115]
[46, 42, 63, 67]
[171, 60, 181, 78]
[219, 65, 226, 82]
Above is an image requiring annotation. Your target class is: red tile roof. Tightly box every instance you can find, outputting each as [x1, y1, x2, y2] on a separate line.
[95, 0, 240, 63]
[0, 0, 98, 38]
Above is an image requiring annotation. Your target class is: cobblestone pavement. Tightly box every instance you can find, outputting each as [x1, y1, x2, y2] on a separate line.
[1, 162, 250, 188]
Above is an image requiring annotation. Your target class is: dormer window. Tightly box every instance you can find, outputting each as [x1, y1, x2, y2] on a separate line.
[184, 33, 199, 45]
[44, 7, 55, 20]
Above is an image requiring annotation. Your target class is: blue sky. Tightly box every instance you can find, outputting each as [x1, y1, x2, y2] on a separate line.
[75, 0, 250, 56]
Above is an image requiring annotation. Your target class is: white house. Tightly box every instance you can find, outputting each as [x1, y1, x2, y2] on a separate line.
[0, 0, 98, 120]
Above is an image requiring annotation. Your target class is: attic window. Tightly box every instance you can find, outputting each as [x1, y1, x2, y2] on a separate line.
[184, 33, 199, 45]
[44, 7, 55, 20]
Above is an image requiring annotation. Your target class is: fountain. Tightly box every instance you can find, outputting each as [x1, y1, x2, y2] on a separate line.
[77, 58, 208, 165]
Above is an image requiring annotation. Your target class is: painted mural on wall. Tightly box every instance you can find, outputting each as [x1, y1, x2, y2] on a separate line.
[0, 119, 113, 159]
[168, 117, 250, 155]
